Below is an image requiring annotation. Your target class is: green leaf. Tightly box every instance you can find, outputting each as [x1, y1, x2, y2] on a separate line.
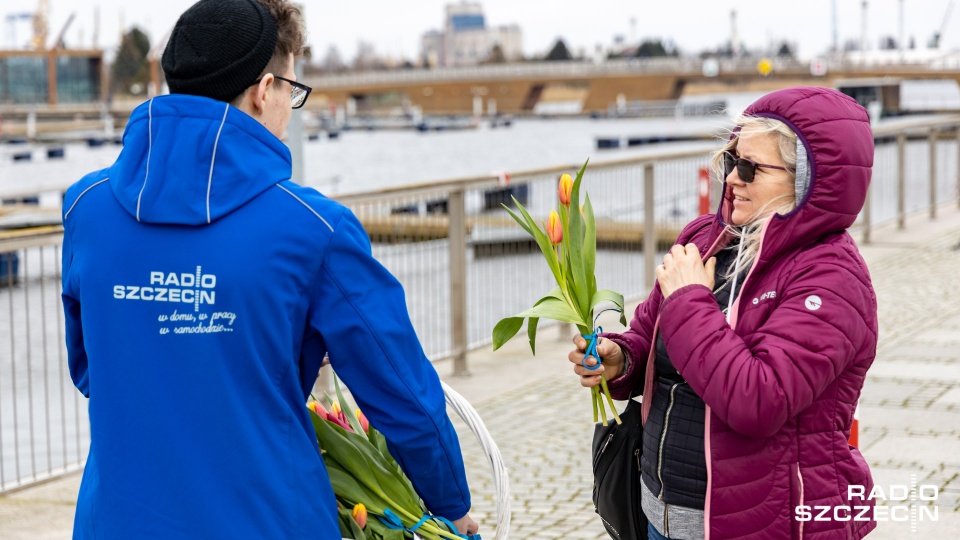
[527, 317, 539, 355]
[367, 427, 417, 497]
[582, 193, 597, 301]
[509, 196, 565, 292]
[492, 316, 523, 351]
[590, 289, 627, 328]
[325, 465, 390, 513]
[591, 289, 624, 313]
[364, 517, 408, 540]
[566, 160, 591, 319]
[315, 417, 421, 515]
[501, 204, 533, 236]
[516, 297, 586, 326]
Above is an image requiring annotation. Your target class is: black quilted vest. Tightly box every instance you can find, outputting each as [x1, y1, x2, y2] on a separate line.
[640, 243, 746, 509]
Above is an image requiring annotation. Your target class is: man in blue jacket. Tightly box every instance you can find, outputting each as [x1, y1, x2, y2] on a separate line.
[61, 0, 478, 537]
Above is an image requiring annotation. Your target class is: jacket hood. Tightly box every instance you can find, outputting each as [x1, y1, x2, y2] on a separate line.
[720, 87, 874, 261]
[110, 94, 291, 225]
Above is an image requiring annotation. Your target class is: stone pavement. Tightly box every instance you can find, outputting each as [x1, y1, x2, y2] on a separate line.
[2, 205, 960, 539]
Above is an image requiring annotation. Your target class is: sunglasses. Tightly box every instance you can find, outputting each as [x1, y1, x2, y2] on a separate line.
[722, 151, 788, 183]
[252, 75, 312, 109]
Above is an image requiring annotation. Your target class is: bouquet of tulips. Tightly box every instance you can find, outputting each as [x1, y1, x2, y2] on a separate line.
[308, 378, 468, 540]
[492, 160, 626, 424]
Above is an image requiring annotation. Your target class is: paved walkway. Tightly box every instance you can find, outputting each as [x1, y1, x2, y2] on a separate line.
[2, 205, 960, 539]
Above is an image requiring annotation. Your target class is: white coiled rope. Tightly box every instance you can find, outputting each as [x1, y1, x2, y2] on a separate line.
[441, 381, 511, 540]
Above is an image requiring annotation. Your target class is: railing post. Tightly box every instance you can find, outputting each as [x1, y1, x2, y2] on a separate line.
[644, 163, 656, 291]
[897, 132, 906, 229]
[448, 189, 469, 376]
[956, 126, 960, 209]
[929, 128, 937, 219]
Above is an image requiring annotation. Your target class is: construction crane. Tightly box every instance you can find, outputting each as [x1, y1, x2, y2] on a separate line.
[52, 12, 76, 49]
[32, 0, 49, 50]
[930, 0, 955, 48]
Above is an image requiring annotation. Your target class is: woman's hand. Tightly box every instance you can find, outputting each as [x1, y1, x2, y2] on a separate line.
[655, 243, 716, 300]
[568, 334, 626, 387]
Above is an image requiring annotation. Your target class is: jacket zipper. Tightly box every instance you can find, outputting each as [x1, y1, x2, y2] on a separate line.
[664, 504, 670, 537]
[657, 382, 683, 500]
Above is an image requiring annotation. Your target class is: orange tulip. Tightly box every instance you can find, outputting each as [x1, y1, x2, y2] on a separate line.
[546, 210, 562, 245]
[352, 503, 368, 529]
[558, 173, 573, 205]
[355, 409, 370, 433]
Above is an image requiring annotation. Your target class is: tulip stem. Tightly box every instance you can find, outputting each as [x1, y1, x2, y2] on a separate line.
[591, 386, 599, 422]
[599, 375, 621, 425]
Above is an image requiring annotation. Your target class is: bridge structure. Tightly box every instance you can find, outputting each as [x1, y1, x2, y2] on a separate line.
[7, 56, 960, 135]
[305, 56, 960, 116]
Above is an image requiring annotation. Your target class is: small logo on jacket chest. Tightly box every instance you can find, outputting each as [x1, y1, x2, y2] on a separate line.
[752, 290, 777, 305]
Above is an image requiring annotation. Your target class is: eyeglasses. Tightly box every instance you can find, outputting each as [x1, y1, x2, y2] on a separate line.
[722, 151, 788, 183]
[252, 75, 312, 109]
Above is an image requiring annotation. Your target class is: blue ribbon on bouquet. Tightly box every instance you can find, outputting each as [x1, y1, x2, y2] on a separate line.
[379, 509, 481, 540]
[581, 308, 623, 371]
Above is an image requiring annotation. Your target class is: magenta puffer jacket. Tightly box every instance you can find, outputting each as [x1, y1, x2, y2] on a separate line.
[606, 87, 879, 539]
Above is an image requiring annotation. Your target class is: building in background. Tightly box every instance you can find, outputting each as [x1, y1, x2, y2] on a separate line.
[0, 49, 104, 104]
[420, 30, 443, 68]
[421, 2, 522, 68]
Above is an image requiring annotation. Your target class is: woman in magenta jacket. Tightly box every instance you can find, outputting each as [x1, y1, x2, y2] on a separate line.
[571, 87, 878, 539]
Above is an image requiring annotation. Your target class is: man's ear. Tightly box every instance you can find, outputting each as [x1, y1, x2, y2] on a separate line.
[252, 73, 275, 113]
[237, 74, 273, 116]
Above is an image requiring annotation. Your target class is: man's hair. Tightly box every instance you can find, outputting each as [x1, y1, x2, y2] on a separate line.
[258, 0, 306, 77]
[231, 0, 305, 104]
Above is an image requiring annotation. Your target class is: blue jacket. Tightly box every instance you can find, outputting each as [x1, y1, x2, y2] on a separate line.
[61, 95, 472, 538]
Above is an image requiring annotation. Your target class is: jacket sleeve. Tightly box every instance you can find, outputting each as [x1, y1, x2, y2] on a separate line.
[602, 285, 660, 399]
[660, 252, 877, 439]
[61, 224, 90, 398]
[308, 210, 471, 520]
[602, 214, 715, 399]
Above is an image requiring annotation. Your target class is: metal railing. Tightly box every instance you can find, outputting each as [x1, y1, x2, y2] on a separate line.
[2, 118, 960, 493]
[1, 229, 88, 494]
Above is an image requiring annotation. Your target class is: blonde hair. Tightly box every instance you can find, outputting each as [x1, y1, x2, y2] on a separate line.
[710, 115, 799, 279]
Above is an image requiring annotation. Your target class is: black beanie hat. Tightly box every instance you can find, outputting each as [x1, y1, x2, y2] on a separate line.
[161, 0, 278, 102]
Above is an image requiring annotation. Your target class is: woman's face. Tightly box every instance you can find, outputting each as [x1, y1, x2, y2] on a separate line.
[726, 127, 795, 226]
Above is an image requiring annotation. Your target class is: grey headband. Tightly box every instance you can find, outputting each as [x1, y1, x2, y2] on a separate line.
[795, 138, 811, 204]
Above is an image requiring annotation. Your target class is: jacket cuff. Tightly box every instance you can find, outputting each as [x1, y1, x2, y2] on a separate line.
[659, 284, 711, 316]
[599, 333, 640, 399]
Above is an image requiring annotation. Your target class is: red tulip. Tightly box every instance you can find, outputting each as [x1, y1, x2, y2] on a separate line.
[546, 210, 562, 245]
[352, 503, 368, 529]
[558, 174, 573, 205]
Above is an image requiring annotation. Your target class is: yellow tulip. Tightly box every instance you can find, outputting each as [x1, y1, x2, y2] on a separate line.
[352, 503, 368, 529]
[558, 173, 573, 205]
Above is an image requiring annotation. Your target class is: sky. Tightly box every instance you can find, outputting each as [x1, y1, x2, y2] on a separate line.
[3, 0, 960, 62]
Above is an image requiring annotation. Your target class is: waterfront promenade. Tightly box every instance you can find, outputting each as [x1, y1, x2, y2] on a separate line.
[2, 204, 960, 539]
